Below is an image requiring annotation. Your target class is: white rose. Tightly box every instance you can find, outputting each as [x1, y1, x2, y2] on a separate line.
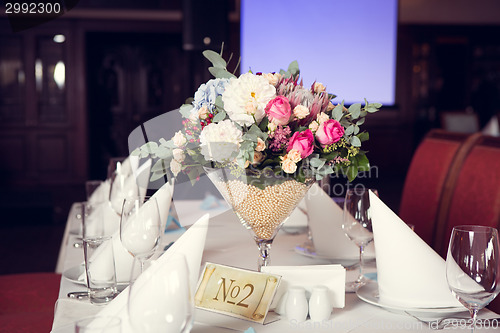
[197, 106, 209, 120]
[172, 148, 185, 162]
[281, 157, 297, 174]
[170, 159, 182, 177]
[172, 131, 187, 147]
[309, 120, 319, 133]
[255, 138, 266, 152]
[262, 73, 281, 86]
[313, 82, 326, 93]
[293, 105, 310, 119]
[199, 119, 243, 163]
[287, 149, 302, 163]
[316, 112, 329, 124]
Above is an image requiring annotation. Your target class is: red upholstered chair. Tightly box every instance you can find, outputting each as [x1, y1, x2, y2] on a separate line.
[0, 272, 61, 332]
[434, 135, 500, 313]
[399, 130, 478, 246]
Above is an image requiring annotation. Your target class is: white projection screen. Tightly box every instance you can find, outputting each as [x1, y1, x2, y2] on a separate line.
[240, 0, 398, 106]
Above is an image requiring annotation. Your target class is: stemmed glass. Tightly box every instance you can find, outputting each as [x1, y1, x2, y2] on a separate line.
[342, 187, 378, 291]
[120, 196, 162, 274]
[109, 168, 141, 217]
[446, 225, 500, 332]
[127, 253, 194, 333]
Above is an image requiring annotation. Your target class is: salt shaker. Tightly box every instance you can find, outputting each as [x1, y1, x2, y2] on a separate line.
[285, 286, 308, 322]
[308, 285, 332, 322]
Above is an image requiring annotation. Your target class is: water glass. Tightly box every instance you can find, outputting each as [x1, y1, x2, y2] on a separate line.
[82, 203, 118, 305]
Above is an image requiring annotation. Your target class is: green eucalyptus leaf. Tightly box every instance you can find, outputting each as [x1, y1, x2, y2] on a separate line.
[150, 171, 167, 182]
[349, 103, 361, 119]
[345, 125, 354, 136]
[180, 104, 194, 118]
[287, 60, 300, 76]
[131, 148, 141, 156]
[208, 67, 236, 79]
[202, 50, 227, 68]
[351, 136, 361, 147]
[358, 132, 369, 142]
[310, 157, 325, 169]
[213, 110, 226, 122]
[356, 117, 365, 126]
[151, 159, 169, 173]
[333, 104, 344, 121]
[353, 125, 360, 135]
[214, 95, 224, 109]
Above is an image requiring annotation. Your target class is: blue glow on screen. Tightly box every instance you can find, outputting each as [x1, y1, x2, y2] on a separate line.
[241, 0, 398, 106]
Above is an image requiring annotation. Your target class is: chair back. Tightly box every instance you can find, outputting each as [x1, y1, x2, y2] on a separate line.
[399, 130, 473, 245]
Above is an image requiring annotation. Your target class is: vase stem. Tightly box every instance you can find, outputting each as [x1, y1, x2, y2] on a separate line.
[256, 239, 273, 271]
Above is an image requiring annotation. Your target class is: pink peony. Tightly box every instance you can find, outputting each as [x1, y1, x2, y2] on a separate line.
[265, 96, 291, 126]
[287, 129, 314, 158]
[315, 119, 344, 146]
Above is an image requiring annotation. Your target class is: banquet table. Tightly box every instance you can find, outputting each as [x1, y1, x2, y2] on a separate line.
[51, 201, 500, 333]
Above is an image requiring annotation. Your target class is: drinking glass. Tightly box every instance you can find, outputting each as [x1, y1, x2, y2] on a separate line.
[342, 187, 378, 291]
[128, 254, 194, 333]
[446, 225, 500, 332]
[120, 196, 161, 274]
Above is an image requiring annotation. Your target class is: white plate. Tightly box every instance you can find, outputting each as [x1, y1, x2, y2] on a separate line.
[63, 265, 128, 286]
[294, 244, 375, 267]
[356, 282, 467, 317]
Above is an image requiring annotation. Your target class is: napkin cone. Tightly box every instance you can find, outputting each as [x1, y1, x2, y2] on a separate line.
[94, 213, 210, 333]
[306, 183, 375, 259]
[79, 182, 173, 283]
[369, 191, 462, 308]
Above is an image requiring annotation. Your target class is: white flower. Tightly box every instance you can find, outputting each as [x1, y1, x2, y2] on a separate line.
[313, 82, 326, 93]
[309, 120, 319, 133]
[317, 112, 329, 124]
[293, 105, 310, 119]
[222, 73, 276, 126]
[287, 149, 302, 163]
[197, 106, 209, 120]
[172, 131, 187, 147]
[172, 148, 185, 162]
[170, 159, 182, 177]
[281, 157, 297, 174]
[199, 119, 243, 163]
[262, 72, 281, 86]
[255, 138, 266, 152]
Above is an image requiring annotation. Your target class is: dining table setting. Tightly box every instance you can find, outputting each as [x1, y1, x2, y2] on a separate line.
[51, 49, 500, 333]
[50, 168, 500, 333]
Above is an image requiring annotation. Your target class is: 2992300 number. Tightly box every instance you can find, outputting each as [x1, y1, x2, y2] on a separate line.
[5, 2, 62, 15]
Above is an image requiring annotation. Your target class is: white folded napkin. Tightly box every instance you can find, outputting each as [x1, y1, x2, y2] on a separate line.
[261, 264, 345, 314]
[369, 191, 462, 308]
[79, 182, 174, 284]
[306, 183, 375, 259]
[93, 213, 210, 333]
[87, 179, 110, 205]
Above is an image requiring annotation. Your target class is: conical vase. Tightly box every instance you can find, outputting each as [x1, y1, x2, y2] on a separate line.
[204, 165, 314, 271]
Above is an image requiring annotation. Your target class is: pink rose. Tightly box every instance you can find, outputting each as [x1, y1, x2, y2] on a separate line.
[315, 119, 344, 146]
[287, 129, 314, 158]
[265, 96, 291, 126]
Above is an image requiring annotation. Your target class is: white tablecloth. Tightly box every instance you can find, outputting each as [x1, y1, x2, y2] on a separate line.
[51, 201, 500, 333]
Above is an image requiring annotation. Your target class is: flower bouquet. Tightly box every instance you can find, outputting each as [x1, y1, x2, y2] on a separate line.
[133, 49, 381, 269]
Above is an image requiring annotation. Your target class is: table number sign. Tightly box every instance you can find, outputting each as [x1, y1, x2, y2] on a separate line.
[194, 262, 281, 324]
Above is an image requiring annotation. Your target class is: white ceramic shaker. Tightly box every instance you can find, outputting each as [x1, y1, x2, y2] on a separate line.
[308, 285, 332, 322]
[285, 286, 308, 322]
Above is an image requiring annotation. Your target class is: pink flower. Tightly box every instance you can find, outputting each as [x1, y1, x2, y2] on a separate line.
[265, 96, 291, 126]
[287, 129, 314, 158]
[315, 119, 344, 146]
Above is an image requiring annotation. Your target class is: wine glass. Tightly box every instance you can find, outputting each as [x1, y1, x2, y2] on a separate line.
[342, 187, 378, 291]
[120, 196, 162, 273]
[446, 225, 500, 332]
[127, 253, 194, 333]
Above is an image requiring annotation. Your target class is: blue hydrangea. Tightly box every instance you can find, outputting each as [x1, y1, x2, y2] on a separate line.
[192, 78, 230, 112]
